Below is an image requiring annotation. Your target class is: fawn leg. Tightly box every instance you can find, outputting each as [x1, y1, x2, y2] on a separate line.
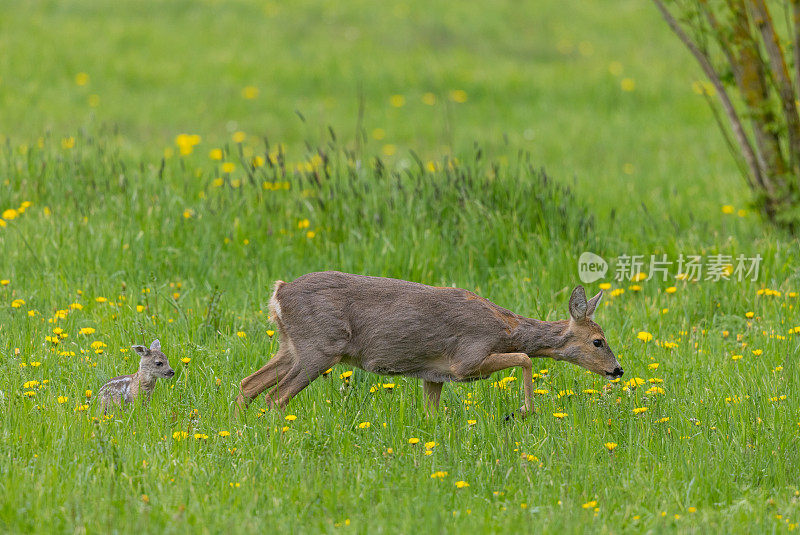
[237, 347, 294, 412]
[423, 381, 443, 416]
[474, 352, 534, 417]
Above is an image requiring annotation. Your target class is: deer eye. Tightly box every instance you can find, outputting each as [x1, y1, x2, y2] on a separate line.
[593, 339, 603, 348]
[156, 361, 163, 366]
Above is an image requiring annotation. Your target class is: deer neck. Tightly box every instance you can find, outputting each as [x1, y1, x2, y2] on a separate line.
[133, 371, 157, 395]
[508, 318, 570, 358]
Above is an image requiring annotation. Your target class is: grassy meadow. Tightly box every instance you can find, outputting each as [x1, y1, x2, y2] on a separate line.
[1, 0, 800, 533]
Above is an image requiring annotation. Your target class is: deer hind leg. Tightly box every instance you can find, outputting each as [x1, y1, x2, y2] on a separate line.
[473, 352, 534, 417]
[266, 349, 337, 410]
[423, 381, 443, 416]
[237, 347, 295, 411]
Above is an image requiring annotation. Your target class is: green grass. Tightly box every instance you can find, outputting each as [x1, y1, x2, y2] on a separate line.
[1, 0, 800, 533]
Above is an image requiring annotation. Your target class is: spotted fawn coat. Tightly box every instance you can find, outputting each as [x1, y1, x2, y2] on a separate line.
[98, 339, 175, 413]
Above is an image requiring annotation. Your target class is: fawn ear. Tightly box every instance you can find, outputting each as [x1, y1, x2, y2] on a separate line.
[132, 345, 149, 357]
[150, 339, 161, 351]
[568, 286, 588, 322]
[586, 290, 603, 319]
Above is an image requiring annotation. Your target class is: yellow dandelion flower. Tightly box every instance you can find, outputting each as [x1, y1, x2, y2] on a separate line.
[665, 286, 677, 294]
[582, 500, 598, 509]
[455, 481, 469, 489]
[219, 431, 230, 437]
[222, 162, 235, 174]
[408, 438, 420, 445]
[181, 357, 191, 365]
[284, 414, 297, 421]
[422, 92, 436, 105]
[430, 471, 448, 479]
[637, 331, 653, 342]
[620, 78, 635, 91]
[242, 86, 259, 99]
[389, 94, 405, 107]
[425, 441, 437, 449]
[648, 363, 659, 370]
[232, 131, 246, 143]
[236, 331, 246, 338]
[553, 412, 567, 419]
[79, 327, 95, 335]
[358, 421, 371, 428]
[449, 89, 468, 103]
[632, 407, 648, 415]
[604, 442, 617, 451]
[721, 205, 735, 214]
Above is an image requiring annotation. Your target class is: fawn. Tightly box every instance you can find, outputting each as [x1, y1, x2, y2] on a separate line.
[98, 339, 175, 413]
[237, 271, 622, 417]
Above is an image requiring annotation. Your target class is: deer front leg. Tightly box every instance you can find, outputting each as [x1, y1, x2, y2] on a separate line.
[423, 381, 443, 416]
[475, 352, 534, 417]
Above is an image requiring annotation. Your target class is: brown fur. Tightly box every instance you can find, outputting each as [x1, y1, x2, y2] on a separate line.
[98, 339, 175, 413]
[237, 271, 622, 416]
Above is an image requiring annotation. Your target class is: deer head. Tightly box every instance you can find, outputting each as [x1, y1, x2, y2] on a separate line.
[131, 339, 176, 380]
[554, 286, 623, 379]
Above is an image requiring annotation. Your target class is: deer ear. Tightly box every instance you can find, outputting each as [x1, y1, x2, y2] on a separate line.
[586, 290, 603, 319]
[150, 339, 161, 351]
[568, 286, 588, 322]
[132, 345, 149, 357]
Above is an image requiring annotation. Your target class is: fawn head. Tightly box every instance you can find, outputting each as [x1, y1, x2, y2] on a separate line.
[131, 339, 175, 380]
[558, 286, 623, 379]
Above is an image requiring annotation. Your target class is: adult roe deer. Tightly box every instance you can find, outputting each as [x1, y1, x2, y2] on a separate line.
[237, 271, 622, 416]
